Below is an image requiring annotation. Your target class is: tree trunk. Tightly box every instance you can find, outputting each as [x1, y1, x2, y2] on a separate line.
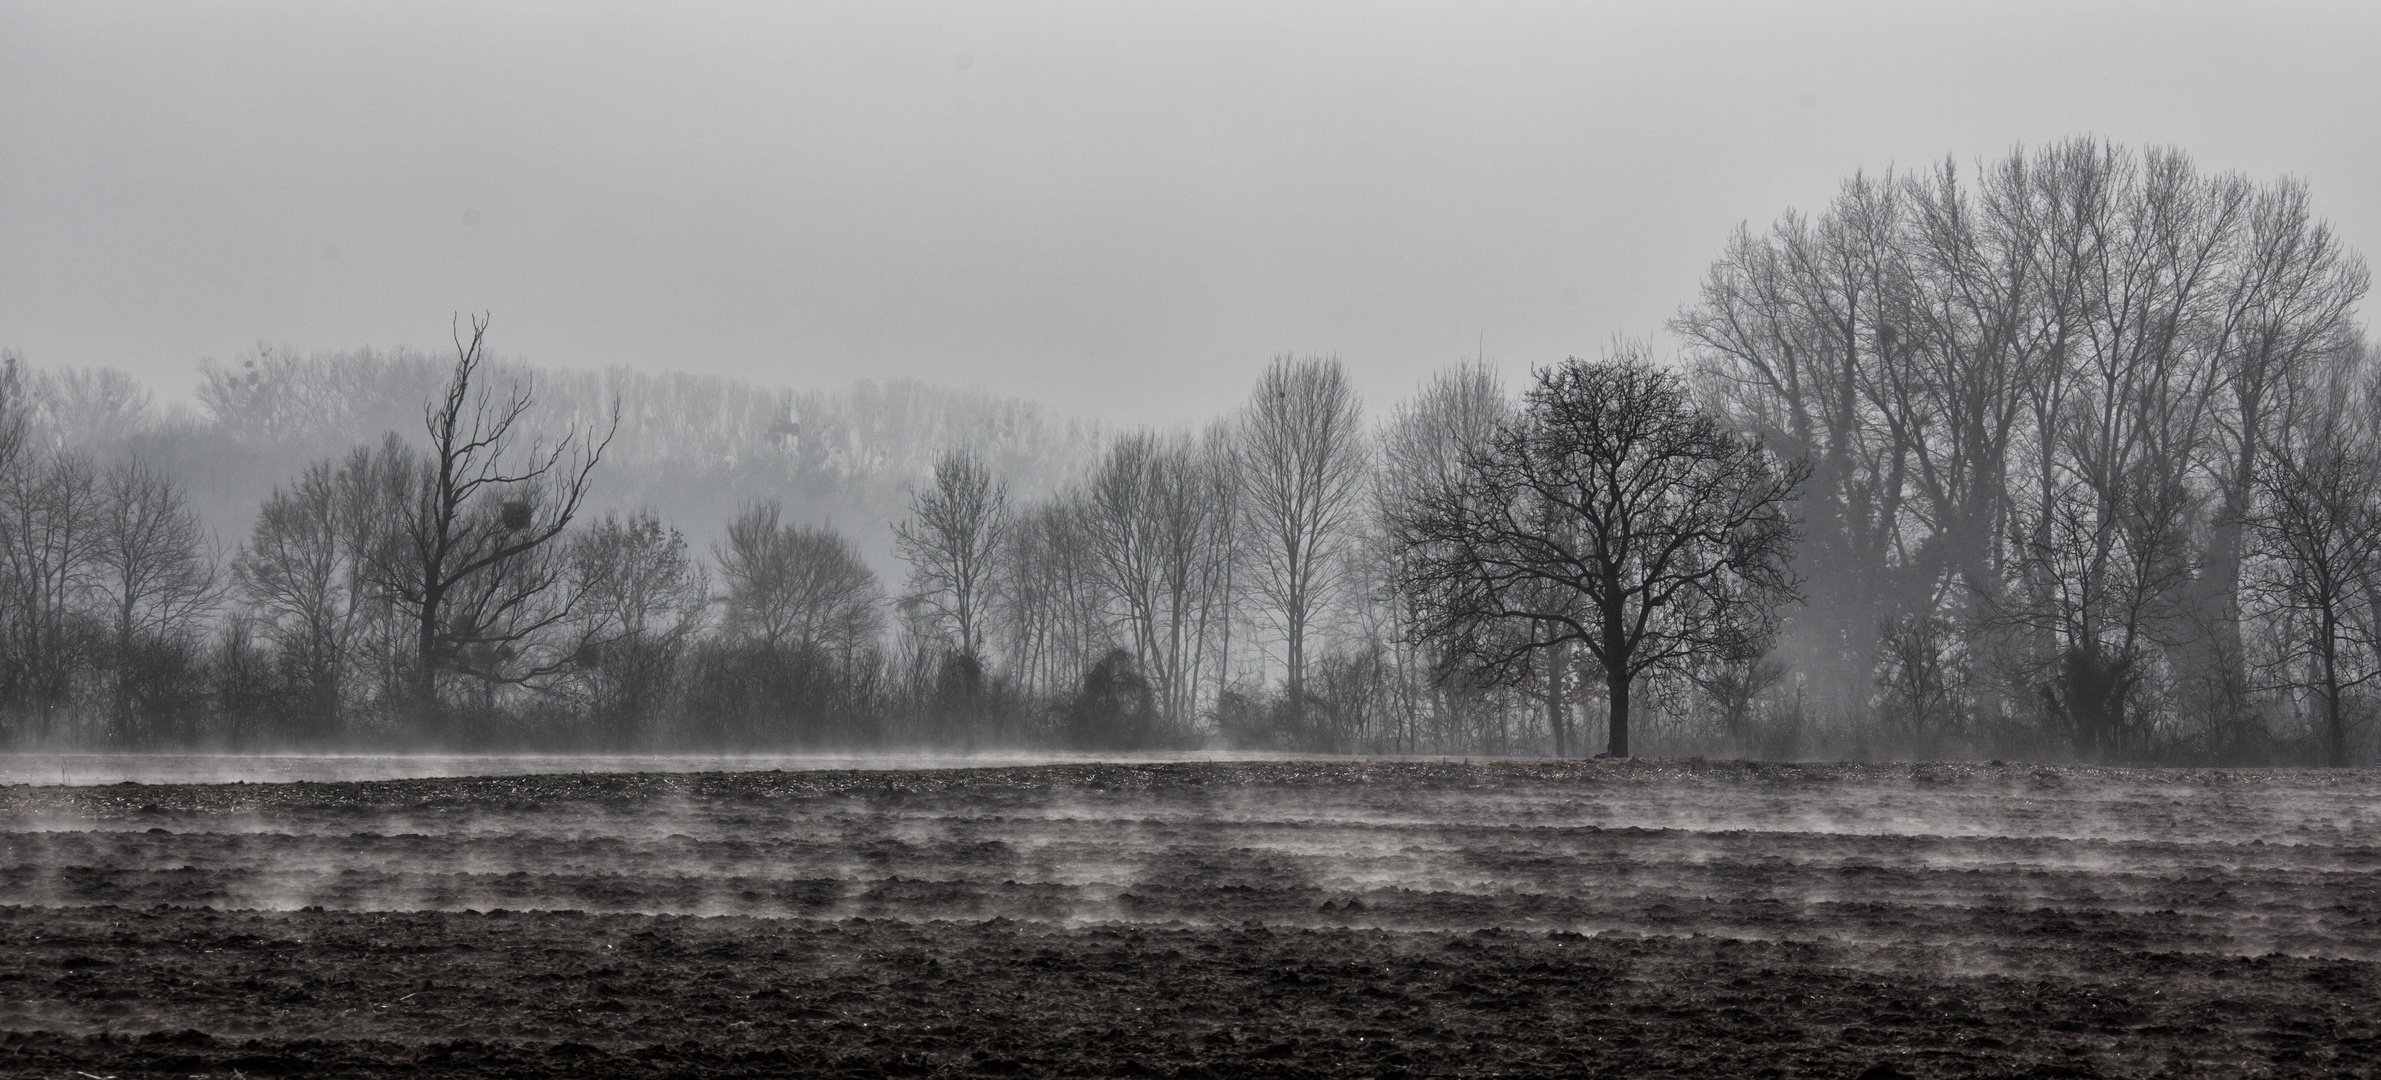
[115, 598, 133, 746]
[1544, 637, 1567, 758]
[414, 576, 444, 741]
[1605, 667, 1630, 758]
[2320, 626, 2347, 768]
[1286, 599, 1305, 712]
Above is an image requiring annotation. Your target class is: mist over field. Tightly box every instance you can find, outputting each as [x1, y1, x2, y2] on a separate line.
[6, 758, 2380, 1077]
[8, 6, 2381, 1077]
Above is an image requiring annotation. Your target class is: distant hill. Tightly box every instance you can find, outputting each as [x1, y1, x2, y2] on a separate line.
[27, 346, 1107, 580]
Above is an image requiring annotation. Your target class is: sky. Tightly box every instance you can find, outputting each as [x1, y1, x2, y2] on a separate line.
[3, 1, 2376, 428]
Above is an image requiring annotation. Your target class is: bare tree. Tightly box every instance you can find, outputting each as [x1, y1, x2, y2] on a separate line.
[716, 502, 883, 663]
[1674, 174, 1917, 721]
[2194, 178, 2372, 716]
[994, 493, 1112, 699]
[380, 315, 615, 735]
[1237, 354, 1367, 711]
[0, 355, 58, 739]
[0, 449, 102, 734]
[1193, 419, 1242, 724]
[1397, 348, 1805, 758]
[1375, 362, 1512, 752]
[1868, 612, 1968, 755]
[340, 436, 423, 709]
[1692, 650, 1790, 756]
[93, 459, 221, 740]
[239, 460, 350, 727]
[238, 450, 409, 741]
[33, 366, 154, 450]
[1989, 146, 2238, 763]
[2245, 353, 2381, 766]
[0, 350, 24, 468]
[564, 509, 709, 746]
[895, 449, 1007, 660]
[1081, 430, 1231, 729]
[573, 511, 709, 649]
[0, 352, 28, 635]
[1678, 137, 2374, 762]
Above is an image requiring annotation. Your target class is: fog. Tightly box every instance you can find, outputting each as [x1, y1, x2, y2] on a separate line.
[0, 750, 1373, 787]
[7, 762, 2376, 962]
[6, 2, 2377, 427]
[7, 10, 2379, 1059]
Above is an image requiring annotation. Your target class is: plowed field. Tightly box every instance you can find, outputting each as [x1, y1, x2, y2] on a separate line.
[3, 759, 2377, 1078]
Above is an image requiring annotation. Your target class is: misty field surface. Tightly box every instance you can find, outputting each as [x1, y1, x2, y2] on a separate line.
[2, 760, 2377, 1078]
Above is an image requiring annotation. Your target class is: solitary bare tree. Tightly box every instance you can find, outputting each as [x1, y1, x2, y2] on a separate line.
[380, 315, 615, 735]
[1397, 348, 1805, 757]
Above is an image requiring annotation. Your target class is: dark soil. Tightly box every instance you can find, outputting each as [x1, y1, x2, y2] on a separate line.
[2, 759, 2376, 1078]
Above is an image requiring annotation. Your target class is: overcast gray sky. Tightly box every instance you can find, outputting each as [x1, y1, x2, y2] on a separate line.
[4, 1, 2375, 427]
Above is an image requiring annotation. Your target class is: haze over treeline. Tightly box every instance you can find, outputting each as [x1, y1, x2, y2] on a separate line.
[2, 139, 2374, 765]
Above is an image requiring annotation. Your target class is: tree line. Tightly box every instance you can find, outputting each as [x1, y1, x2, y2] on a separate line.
[1, 137, 2370, 763]
[1680, 136, 2374, 765]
